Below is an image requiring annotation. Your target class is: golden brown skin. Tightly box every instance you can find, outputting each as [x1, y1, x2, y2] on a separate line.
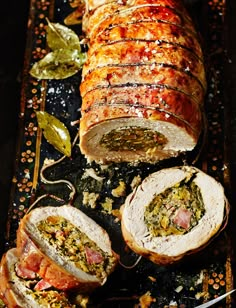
[80, 65, 205, 104]
[82, 41, 206, 88]
[85, 0, 194, 34]
[79, 0, 206, 164]
[87, 3, 195, 37]
[90, 22, 202, 60]
[82, 86, 203, 132]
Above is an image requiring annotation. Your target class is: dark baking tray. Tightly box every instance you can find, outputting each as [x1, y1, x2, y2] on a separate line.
[2, 0, 236, 307]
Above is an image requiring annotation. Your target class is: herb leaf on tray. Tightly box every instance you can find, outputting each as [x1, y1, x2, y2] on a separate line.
[46, 18, 82, 51]
[36, 111, 72, 157]
[30, 48, 86, 79]
[29, 19, 86, 79]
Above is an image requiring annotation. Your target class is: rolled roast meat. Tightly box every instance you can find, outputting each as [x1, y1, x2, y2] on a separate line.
[16, 205, 118, 291]
[79, 0, 207, 164]
[121, 166, 229, 265]
[0, 248, 77, 308]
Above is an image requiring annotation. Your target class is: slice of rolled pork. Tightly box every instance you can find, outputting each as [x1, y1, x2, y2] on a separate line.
[16, 205, 119, 292]
[121, 166, 229, 265]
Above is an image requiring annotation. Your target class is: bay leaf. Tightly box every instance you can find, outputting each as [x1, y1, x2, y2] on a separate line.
[36, 111, 72, 157]
[46, 18, 81, 51]
[30, 48, 87, 79]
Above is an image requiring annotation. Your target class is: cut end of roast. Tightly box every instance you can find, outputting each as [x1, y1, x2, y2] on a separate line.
[79, 118, 199, 164]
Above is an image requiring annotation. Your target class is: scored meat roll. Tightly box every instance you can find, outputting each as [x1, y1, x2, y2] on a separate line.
[121, 166, 229, 265]
[79, 0, 207, 164]
[16, 205, 118, 292]
[0, 248, 78, 308]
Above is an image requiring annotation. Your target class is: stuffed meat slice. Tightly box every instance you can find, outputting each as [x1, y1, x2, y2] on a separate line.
[0, 248, 78, 308]
[121, 166, 229, 265]
[16, 205, 118, 292]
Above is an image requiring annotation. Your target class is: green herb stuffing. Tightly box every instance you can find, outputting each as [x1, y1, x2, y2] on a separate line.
[100, 126, 167, 151]
[37, 216, 116, 280]
[144, 178, 205, 237]
[31, 290, 76, 307]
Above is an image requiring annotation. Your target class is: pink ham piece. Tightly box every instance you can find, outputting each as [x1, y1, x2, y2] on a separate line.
[173, 208, 192, 230]
[85, 247, 104, 264]
[34, 279, 52, 291]
[15, 262, 37, 280]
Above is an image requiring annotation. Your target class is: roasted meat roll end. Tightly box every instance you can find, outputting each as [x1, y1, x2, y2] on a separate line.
[79, 0, 207, 164]
[0, 248, 79, 308]
[121, 166, 229, 265]
[16, 205, 119, 292]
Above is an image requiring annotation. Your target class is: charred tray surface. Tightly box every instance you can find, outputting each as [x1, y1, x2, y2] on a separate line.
[2, 0, 235, 307]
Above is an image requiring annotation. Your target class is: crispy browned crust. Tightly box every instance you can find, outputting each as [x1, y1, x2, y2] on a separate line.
[85, 0, 193, 33]
[83, 41, 206, 88]
[80, 0, 206, 164]
[87, 2, 195, 38]
[80, 65, 205, 104]
[81, 86, 203, 131]
[90, 22, 202, 59]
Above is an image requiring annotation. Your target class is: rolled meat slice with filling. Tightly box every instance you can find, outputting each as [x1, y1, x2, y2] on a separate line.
[79, 0, 207, 164]
[16, 205, 119, 292]
[0, 248, 78, 308]
[121, 166, 229, 265]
